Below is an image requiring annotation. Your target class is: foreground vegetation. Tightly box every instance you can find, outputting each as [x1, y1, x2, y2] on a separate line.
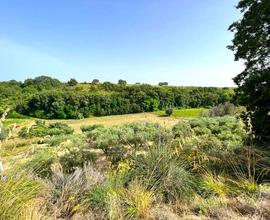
[1, 106, 270, 219]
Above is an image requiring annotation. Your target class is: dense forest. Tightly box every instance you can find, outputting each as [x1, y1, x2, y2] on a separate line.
[0, 76, 234, 119]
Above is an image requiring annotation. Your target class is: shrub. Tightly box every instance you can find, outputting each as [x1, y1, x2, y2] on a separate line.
[86, 126, 127, 165]
[19, 121, 74, 138]
[48, 122, 74, 136]
[165, 108, 173, 116]
[43, 134, 84, 147]
[22, 135, 96, 176]
[207, 102, 245, 117]
[81, 124, 104, 133]
[58, 141, 96, 173]
[189, 116, 246, 149]
[18, 125, 49, 138]
[22, 148, 57, 178]
[120, 122, 160, 149]
[67, 78, 78, 86]
[0, 127, 9, 141]
[172, 121, 194, 138]
[86, 123, 162, 165]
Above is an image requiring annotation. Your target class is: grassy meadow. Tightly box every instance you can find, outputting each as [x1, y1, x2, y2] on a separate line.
[154, 108, 208, 118]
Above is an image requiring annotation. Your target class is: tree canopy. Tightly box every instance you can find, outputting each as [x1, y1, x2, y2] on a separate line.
[0, 76, 235, 119]
[229, 0, 270, 141]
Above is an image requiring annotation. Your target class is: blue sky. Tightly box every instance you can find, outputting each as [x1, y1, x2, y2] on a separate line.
[0, 0, 243, 86]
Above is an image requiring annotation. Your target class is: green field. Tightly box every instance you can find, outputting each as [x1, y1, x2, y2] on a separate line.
[3, 118, 31, 127]
[154, 108, 208, 118]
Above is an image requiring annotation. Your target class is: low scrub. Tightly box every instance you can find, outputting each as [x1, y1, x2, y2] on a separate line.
[207, 102, 245, 117]
[21, 136, 96, 177]
[2, 116, 270, 219]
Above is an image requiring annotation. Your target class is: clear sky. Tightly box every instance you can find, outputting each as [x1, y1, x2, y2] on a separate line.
[0, 0, 243, 86]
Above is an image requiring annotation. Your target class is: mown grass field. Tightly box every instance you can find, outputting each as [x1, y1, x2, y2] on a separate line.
[4, 109, 205, 133]
[154, 108, 208, 118]
[49, 112, 181, 133]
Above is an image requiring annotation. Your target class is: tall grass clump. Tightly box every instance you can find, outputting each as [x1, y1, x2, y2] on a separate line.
[46, 163, 104, 218]
[121, 180, 156, 219]
[0, 173, 44, 220]
[130, 145, 197, 202]
[85, 173, 156, 220]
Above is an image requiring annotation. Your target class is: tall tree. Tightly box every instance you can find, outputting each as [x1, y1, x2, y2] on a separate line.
[67, 78, 78, 86]
[229, 0, 270, 141]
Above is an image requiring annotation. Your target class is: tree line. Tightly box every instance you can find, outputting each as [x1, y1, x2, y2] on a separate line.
[0, 76, 234, 119]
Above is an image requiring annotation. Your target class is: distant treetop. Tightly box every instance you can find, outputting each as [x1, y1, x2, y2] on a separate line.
[67, 78, 78, 86]
[23, 75, 62, 90]
[92, 79, 100, 84]
[118, 79, 127, 85]
[158, 82, 168, 86]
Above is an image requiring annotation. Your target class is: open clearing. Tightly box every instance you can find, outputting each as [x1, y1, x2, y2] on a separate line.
[154, 108, 207, 118]
[50, 112, 181, 132]
[5, 112, 183, 133]
[4, 108, 207, 133]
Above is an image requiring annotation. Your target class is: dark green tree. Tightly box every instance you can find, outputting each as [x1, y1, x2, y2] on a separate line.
[23, 76, 62, 90]
[67, 78, 78, 86]
[228, 0, 270, 141]
[92, 79, 100, 84]
[165, 108, 173, 116]
[118, 79, 127, 85]
[158, 82, 168, 86]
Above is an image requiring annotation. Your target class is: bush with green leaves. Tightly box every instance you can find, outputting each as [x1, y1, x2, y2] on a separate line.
[18, 121, 49, 138]
[81, 124, 104, 133]
[19, 121, 74, 138]
[207, 102, 245, 117]
[58, 141, 96, 174]
[22, 135, 96, 177]
[47, 122, 74, 136]
[165, 108, 173, 116]
[171, 117, 247, 176]
[173, 116, 246, 150]
[0, 127, 9, 141]
[86, 122, 162, 165]
[84, 170, 127, 211]
[21, 147, 57, 178]
[83, 164, 156, 219]
[43, 134, 84, 147]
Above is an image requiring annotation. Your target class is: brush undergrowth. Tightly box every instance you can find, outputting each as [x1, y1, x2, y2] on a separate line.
[1, 116, 270, 219]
